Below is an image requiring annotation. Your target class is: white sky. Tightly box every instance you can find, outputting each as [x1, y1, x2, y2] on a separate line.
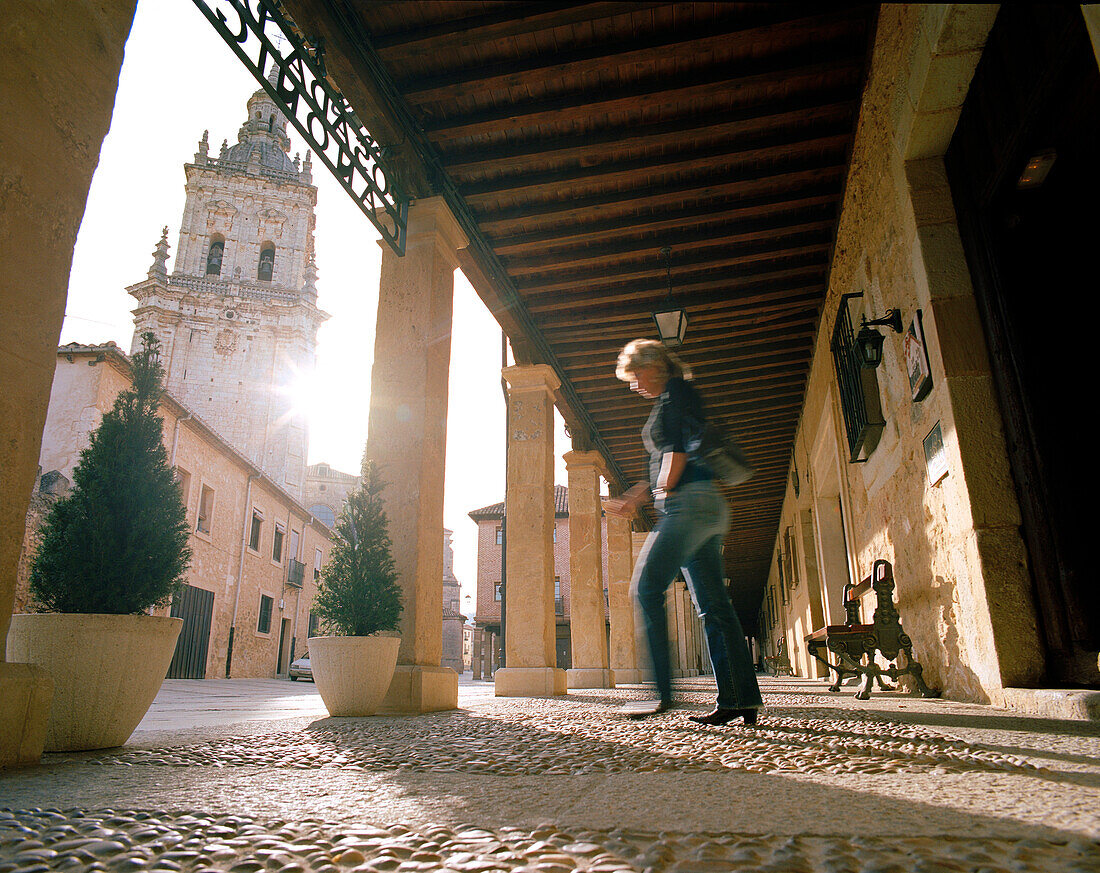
[61, 0, 576, 613]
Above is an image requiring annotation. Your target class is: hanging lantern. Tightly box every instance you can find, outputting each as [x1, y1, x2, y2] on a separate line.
[652, 246, 688, 346]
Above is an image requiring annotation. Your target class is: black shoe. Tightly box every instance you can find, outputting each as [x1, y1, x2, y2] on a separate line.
[689, 707, 759, 726]
[619, 699, 672, 719]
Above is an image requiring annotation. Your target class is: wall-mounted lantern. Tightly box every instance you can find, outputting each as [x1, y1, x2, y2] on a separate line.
[855, 309, 903, 368]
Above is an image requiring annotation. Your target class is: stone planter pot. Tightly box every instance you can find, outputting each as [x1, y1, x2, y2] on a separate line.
[308, 635, 400, 716]
[6, 614, 183, 751]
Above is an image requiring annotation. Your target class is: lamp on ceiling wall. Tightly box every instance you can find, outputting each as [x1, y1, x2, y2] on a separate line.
[652, 246, 688, 346]
[855, 309, 903, 368]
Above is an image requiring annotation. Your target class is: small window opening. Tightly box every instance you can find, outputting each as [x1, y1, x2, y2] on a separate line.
[248, 509, 263, 552]
[258, 595, 273, 634]
[272, 523, 285, 562]
[196, 484, 214, 534]
[206, 239, 224, 276]
[258, 244, 275, 281]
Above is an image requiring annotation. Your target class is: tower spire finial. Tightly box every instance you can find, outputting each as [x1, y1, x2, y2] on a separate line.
[148, 226, 170, 281]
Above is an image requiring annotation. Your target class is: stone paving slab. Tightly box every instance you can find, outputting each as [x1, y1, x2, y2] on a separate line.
[2, 678, 1098, 872]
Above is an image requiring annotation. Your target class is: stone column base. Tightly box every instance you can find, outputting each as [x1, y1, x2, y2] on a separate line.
[567, 667, 615, 689]
[611, 668, 648, 684]
[0, 663, 53, 768]
[380, 665, 458, 713]
[494, 667, 567, 697]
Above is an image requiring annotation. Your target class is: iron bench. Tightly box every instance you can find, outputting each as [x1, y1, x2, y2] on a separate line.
[805, 559, 938, 700]
[763, 638, 794, 676]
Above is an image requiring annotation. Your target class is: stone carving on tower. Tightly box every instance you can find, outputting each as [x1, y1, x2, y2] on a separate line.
[128, 72, 328, 498]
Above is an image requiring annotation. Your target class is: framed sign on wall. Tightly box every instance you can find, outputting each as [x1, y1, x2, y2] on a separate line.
[905, 309, 934, 402]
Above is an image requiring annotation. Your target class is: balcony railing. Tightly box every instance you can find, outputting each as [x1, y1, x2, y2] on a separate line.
[286, 559, 305, 589]
[555, 596, 565, 616]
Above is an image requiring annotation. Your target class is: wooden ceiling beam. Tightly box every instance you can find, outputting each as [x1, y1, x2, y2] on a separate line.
[488, 186, 842, 254]
[424, 55, 864, 143]
[513, 233, 832, 293]
[400, 8, 868, 103]
[372, 3, 664, 55]
[540, 291, 822, 336]
[502, 214, 835, 275]
[525, 263, 827, 314]
[475, 163, 845, 230]
[460, 131, 850, 203]
[442, 98, 856, 176]
[552, 316, 819, 361]
[568, 350, 811, 387]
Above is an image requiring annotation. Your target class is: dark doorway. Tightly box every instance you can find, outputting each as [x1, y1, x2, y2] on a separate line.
[555, 628, 571, 670]
[946, 5, 1099, 684]
[166, 584, 214, 679]
[277, 618, 292, 676]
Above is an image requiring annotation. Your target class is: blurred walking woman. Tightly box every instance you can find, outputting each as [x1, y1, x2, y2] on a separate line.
[606, 339, 762, 725]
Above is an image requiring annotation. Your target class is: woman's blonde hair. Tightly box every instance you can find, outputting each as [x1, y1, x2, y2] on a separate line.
[615, 338, 693, 382]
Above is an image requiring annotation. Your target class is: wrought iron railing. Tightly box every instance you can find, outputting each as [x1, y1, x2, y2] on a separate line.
[192, 0, 408, 254]
[555, 596, 565, 616]
[831, 293, 885, 462]
[286, 558, 305, 589]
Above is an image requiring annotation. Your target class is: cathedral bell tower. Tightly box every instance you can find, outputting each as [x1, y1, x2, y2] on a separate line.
[128, 73, 328, 498]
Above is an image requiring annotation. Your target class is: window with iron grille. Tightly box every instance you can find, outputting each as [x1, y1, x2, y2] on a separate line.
[831, 293, 885, 461]
[257, 594, 273, 634]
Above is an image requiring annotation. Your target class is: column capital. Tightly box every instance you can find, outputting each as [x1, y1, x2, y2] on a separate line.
[405, 195, 469, 264]
[503, 363, 560, 395]
[562, 450, 606, 475]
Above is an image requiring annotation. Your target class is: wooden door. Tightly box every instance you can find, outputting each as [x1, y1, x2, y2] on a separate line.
[167, 585, 214, 679]
[946, 5, 1100, 683]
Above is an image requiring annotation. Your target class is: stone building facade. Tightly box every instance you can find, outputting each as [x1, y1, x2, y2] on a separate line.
[441, 529, 465, 674]
[470, 486, 584, 670]
[301, 462, 361, 529]
[19, 343, 332, 680]
[127, 72, 328, 500]
[755, 4, 1100, 705]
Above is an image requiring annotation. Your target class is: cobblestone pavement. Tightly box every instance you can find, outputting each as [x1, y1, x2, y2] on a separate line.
[2, 678, 1098, 872]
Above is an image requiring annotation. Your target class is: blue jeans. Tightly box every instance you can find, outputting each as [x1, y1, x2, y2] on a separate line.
[632, 480, 763, 710]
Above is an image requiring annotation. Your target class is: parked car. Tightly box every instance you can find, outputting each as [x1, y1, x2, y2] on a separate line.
[289, 651, 312, 681]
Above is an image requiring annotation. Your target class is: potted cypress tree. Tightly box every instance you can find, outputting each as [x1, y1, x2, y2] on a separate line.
[7, 333, 191, 750]
[309, 459, 403, 716]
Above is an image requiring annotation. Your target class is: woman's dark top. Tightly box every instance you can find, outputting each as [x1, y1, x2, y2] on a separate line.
[641, 376, 715, 490]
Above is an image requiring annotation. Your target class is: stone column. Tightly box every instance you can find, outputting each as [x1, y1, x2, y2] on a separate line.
[564, 450, 613, 688]
[665, 586, 682, 678]
[494, 365, 567, 697]
[471, 628, 483, 680]
[607, 511, 643, 683]
[684, 588, 700, 675]
[631, 531, 654, 682]
[1, 0, 137, 767]
[367, 197, 466, 713]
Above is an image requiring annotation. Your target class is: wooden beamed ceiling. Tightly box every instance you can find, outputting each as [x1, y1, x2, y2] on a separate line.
[281, 1, 878, 627]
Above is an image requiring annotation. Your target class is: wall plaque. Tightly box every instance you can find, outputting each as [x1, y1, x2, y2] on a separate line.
[923, 421, 949, 485]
